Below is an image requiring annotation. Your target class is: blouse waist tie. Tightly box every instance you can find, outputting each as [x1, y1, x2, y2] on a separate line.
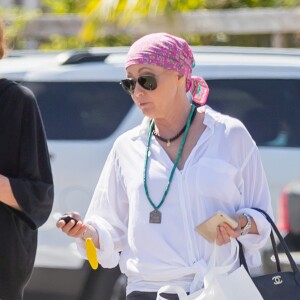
[124, 259, 208, 297]
[189, 259, 207, 293]
[130, 259, 207, 293]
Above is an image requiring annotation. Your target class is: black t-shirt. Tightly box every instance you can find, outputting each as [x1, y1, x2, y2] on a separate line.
[0, 79, 54, 300]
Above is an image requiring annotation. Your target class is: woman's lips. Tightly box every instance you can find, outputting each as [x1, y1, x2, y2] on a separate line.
[139, 102, 150, 107]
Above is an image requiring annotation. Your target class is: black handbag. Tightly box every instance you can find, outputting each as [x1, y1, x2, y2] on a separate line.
[239, 208, 300, 300]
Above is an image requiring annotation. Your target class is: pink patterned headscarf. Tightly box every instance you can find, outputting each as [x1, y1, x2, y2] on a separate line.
[125, 32, 209, 105]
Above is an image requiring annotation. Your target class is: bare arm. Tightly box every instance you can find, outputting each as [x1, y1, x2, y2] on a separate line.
[0, 175, 21, 210]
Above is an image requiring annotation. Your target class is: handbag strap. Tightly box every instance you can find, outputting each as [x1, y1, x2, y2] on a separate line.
[270, 229, 281, 272]
[238, 230, 280, 272]
[239, 208, 300, 277]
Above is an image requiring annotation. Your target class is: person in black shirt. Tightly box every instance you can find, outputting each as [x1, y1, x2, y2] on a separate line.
[0, 20, 54, 299]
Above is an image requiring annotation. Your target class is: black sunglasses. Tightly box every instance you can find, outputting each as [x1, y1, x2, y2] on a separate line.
[120, 75, 158, 95]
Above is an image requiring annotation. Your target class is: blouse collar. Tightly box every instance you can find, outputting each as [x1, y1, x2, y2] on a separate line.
[132, 105, 218, 145]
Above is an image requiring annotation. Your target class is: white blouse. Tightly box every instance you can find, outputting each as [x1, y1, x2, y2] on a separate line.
[77, 105, 273, 295]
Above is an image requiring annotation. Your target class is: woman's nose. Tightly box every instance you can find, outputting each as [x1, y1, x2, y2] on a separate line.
[133, 81, 144, 97]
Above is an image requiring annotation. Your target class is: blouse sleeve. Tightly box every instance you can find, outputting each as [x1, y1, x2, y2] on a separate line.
[9, 86, 54, 230]
[76, 147, 129, 268]
[237, 145, 273, 268]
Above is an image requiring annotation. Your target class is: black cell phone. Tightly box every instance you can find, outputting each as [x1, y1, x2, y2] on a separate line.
[59, 215, 78, 224]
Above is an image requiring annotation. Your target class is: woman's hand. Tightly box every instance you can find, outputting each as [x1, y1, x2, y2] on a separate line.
[56, 212, 100, 249]
[215, 213, 257, 246]
[216, 221, 241, 245]
[56, 212, 87, 239]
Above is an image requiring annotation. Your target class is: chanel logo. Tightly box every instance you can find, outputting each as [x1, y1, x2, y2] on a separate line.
[272, 275, 283, 285]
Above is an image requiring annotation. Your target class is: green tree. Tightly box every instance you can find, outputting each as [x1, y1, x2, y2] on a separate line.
[41, 0, 90, 13]
[40, 0, 206, 49]
[79, 0, 300, 44]
[40, 0, 300, 49]
[205, 0, 300, 8]
[0, 7, 39, 50]
[80, 0, 205, 44]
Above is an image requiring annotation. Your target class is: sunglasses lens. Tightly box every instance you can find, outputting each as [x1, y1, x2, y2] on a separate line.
[120, 79, 135, 94]
[138, 76, 157, 91]
[120, 76, 158, 94]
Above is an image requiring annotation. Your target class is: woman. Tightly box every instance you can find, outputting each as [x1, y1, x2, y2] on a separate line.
[57, 33, 273, 299]
[0, 20, 54, 299]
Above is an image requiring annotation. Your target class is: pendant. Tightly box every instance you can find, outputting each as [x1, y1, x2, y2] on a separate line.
[149, 209, 162, 224]
[167, 140, 171, 147]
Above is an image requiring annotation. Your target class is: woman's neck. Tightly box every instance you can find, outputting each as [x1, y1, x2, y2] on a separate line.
[153, 101, 193, 139]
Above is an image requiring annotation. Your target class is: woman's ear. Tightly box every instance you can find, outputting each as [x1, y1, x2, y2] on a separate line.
[177, 74, 187, 91]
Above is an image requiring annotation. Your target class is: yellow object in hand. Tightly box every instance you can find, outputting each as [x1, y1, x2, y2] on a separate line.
[86, 238, 98, 270]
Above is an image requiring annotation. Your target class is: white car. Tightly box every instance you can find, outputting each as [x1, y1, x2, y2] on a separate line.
[1, 46, 300, 299]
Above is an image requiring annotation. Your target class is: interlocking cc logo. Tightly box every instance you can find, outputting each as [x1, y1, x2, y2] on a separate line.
[272, 275, 283, 285]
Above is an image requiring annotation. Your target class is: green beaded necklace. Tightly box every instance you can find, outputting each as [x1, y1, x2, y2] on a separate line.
[144, 104, 197, 224]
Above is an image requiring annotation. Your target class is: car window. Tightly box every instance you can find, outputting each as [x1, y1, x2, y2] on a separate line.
[207, 79, 300, 147]
[21, 79, 300, 147]
[21, 81, 133, 140]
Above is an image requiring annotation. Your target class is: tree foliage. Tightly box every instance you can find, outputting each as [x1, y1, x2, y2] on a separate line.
[78, 0, 299, 45]
[2, 0, 299, 50]
[81, 0, 205, 43]
[41, 0, 90, 13]
[205, 0, 300, 8]
[0, 7, 39, 50]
